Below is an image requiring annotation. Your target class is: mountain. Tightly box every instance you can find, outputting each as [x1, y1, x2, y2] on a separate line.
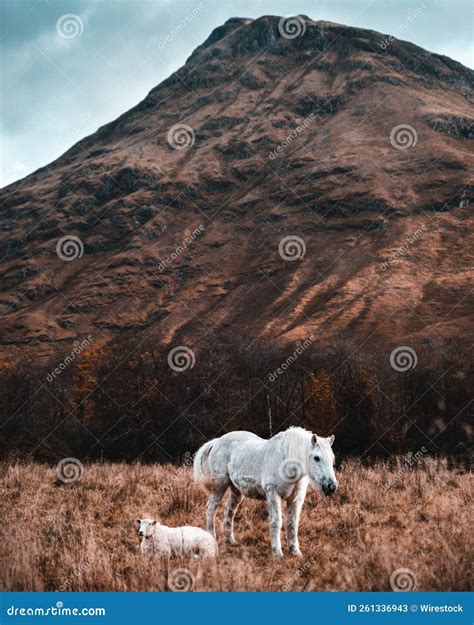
[1, 15, 473, 363]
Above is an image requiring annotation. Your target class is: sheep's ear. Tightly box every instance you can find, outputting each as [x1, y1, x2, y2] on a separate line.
[328, 435, 335, 446]
[152, 520, 157, 525]
[311, 434, 318, 447]
[136, 519, 141, 524]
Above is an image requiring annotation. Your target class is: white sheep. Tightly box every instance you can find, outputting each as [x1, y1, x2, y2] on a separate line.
[136, 518, 218, 559]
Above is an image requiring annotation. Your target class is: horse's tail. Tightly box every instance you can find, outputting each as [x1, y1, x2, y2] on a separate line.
[193, 438, 218, 486]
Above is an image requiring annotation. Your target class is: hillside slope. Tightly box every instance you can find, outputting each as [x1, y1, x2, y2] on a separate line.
[1, 15, 473, 362]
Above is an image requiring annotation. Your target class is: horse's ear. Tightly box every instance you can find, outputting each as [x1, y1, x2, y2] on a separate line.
[328, 435, 335, 446]
[311, 434, 318, 447]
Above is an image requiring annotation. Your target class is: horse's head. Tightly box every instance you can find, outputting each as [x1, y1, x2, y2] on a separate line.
[136, 518, 157, 537]
[308, 434, 338, 496]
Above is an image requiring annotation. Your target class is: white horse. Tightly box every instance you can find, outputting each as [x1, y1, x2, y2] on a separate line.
[193, 427, 338, 557]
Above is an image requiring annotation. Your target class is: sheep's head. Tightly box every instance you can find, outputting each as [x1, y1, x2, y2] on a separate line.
[136, 518, 156, 538]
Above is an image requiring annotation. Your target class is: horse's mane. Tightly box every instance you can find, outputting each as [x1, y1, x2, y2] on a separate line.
[273, 427, 313, 469]
[233, 427, 313, 477]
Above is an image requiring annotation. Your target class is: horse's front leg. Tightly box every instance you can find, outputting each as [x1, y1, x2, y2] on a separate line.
[266, 489, 283, 558]
[286, 490, 305, 557]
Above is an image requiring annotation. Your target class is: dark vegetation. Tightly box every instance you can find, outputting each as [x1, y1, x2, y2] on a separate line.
[0, 334, 472, 463]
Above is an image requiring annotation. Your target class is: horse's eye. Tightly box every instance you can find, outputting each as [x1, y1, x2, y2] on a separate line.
[314, 456, 321, 462]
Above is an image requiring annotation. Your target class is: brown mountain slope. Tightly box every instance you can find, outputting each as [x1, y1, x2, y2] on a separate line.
[1, 15, 473, 362]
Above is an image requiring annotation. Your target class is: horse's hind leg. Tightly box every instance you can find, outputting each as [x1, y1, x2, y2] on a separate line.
[223, 485, 243, 546]
[206, 484, 228, 538]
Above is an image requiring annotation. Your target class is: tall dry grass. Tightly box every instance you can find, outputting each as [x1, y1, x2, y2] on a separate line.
[0, 459, 471, 591]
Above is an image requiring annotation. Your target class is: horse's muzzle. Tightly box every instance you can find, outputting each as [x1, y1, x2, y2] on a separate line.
[322, 483, 337, 496]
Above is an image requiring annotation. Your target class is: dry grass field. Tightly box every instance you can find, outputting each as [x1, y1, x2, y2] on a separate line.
[0, 458, 472, 592]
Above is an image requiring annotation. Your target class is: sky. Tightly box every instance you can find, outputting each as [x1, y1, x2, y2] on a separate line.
[0, 0, 472, 188]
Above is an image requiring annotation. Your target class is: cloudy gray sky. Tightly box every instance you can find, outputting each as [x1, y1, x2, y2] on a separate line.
[1, 0, 472, 188]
